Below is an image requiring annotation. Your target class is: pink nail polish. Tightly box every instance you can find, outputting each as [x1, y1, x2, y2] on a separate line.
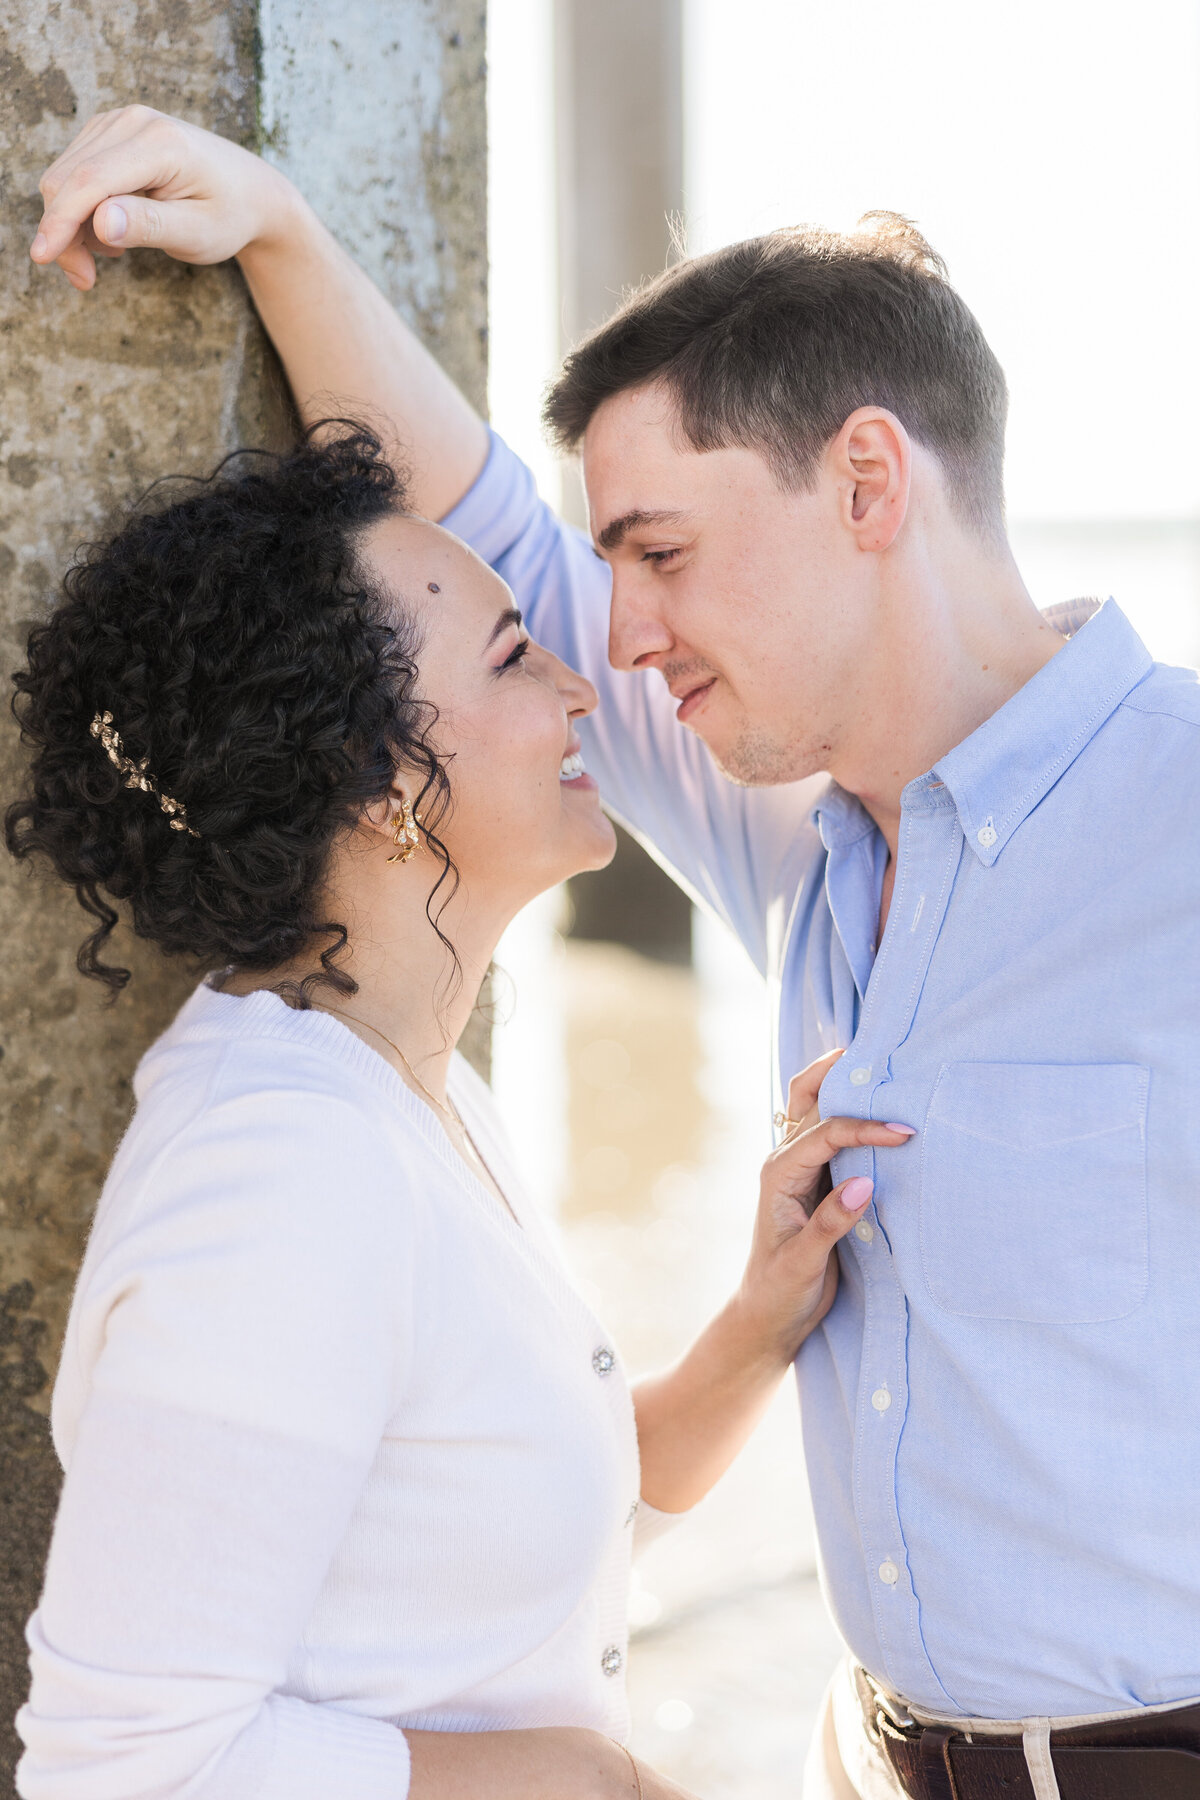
[840, 1176, 874, 1210]
[31, 233, 47, 260]
[885, 1123, 916, 1136]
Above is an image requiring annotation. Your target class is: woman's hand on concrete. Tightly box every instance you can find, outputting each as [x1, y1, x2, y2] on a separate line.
[30, 106, 297, 289]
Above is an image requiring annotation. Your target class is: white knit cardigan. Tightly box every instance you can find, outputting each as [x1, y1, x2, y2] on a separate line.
[16, 981, 664, 1799]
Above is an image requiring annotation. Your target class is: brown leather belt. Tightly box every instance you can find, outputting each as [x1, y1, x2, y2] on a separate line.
[866, 1685, 1200, 1798]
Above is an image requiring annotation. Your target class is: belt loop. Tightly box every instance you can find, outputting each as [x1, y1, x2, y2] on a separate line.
[918, 1726, 960, 1800]
[1022, 1719, 1061, 1800]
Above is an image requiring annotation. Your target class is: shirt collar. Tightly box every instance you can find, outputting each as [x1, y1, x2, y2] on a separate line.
[929, 598, 1153, 867]
[811, 600, 1154, 865]
[812, 778, 876, 852]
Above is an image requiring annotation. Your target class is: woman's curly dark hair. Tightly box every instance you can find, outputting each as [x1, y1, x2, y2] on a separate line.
[5, 421, 456, 1003]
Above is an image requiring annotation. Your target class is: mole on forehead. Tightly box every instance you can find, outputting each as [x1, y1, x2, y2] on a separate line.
[427, 582, 440, 593]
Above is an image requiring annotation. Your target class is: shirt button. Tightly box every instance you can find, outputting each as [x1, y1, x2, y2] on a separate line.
[878, 1560, 900, 1586]
[601, 1645, 624, 1677]
[977, 823, 998, 848]
[854, 1220, 875, 1243]
[849, 1065, 872, 1086]
[871, 1387, 892, 1412]
[592, 1346, 615, 1377]
[624, 1500, 639, 1527]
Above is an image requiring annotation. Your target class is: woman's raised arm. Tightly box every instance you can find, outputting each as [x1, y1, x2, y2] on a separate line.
[30, 106, 488, 519]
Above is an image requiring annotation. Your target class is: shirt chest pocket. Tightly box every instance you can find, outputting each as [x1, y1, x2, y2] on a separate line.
[918, 1062, 1149, 1325]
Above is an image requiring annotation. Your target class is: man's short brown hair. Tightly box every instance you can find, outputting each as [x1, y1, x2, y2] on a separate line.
[544, 213, 1008, 540]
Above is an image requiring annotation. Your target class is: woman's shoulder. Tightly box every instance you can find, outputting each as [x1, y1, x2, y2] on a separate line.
[145, 980, 487, 1147]
[98, 982, 444, 1259]
[59, 985, 438, 1461]
[137, 978, 409, 1116]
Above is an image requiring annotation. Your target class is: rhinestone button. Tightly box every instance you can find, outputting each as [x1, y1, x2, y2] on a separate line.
[601, 1644, 624, 1677]
[592, 1346, 615, 1377]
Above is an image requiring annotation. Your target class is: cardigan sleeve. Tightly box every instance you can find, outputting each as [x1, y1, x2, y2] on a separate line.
[632, 1495, 690, 1556]
[16, 1088, 417, 1800]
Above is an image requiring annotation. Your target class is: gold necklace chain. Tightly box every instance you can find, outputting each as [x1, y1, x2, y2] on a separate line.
[318, 1005, 520, 1227]
[320, 1006, 466, 1134]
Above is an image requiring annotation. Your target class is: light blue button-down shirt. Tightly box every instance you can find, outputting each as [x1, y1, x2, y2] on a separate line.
[444, 433, 1200, 1720]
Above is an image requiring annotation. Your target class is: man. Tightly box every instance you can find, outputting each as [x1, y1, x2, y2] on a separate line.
[32, 109, 1200, 1798]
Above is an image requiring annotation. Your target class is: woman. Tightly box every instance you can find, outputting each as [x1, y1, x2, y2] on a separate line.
[10, 123, 912, 1800]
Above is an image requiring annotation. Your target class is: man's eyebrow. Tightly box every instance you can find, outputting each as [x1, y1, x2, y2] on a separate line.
[485, 606, 523, 648]
[596, 509, 689, 553]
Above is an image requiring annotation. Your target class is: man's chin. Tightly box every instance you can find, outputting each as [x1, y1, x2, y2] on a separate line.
[702, 722, 813, 788]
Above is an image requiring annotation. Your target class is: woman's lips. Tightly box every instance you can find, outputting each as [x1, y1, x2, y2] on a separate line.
[676, 678, 716, 724]
[561, 771, 598, 792]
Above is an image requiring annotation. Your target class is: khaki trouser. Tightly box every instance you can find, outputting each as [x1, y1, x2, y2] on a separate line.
[802, 1660, 904, 1800]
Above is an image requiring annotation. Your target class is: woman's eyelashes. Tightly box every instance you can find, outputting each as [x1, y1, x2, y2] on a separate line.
[496, 636, 531, 673]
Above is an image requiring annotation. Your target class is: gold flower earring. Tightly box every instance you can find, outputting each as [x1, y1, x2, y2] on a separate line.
[386, 796, 421, 864]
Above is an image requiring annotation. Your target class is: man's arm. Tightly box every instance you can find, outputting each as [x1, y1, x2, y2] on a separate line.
[438, 433, 829, 971]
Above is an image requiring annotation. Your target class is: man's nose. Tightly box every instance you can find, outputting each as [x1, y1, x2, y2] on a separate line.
[607, 569, 673, 673]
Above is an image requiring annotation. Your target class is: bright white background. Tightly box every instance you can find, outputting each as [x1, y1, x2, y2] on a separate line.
[490, 0, 1200, 526]
[685, 0, 1200, 524]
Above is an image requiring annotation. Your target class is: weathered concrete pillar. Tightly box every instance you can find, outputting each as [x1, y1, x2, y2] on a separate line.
[554, 0, 682, 351]
[0, 2, 486, 1777]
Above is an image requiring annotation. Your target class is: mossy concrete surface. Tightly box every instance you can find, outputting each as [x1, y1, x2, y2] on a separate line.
[0, 1, 486, 1780]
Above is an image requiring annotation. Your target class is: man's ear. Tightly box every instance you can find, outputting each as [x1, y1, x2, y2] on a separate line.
[829, 407, 911, 553]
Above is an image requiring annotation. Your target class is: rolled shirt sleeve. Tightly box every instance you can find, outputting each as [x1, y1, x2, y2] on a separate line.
[16, 1091, 417, 1800]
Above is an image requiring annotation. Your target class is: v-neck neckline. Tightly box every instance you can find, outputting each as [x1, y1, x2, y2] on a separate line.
[192, 980, 526, 1233]
[436, 1063, 526, 1233]
[180, 981, 633, 1342]
[175, 980, 640, 1453]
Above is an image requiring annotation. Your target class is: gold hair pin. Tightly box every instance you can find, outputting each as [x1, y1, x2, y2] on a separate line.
[89, 711, 200, 838]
